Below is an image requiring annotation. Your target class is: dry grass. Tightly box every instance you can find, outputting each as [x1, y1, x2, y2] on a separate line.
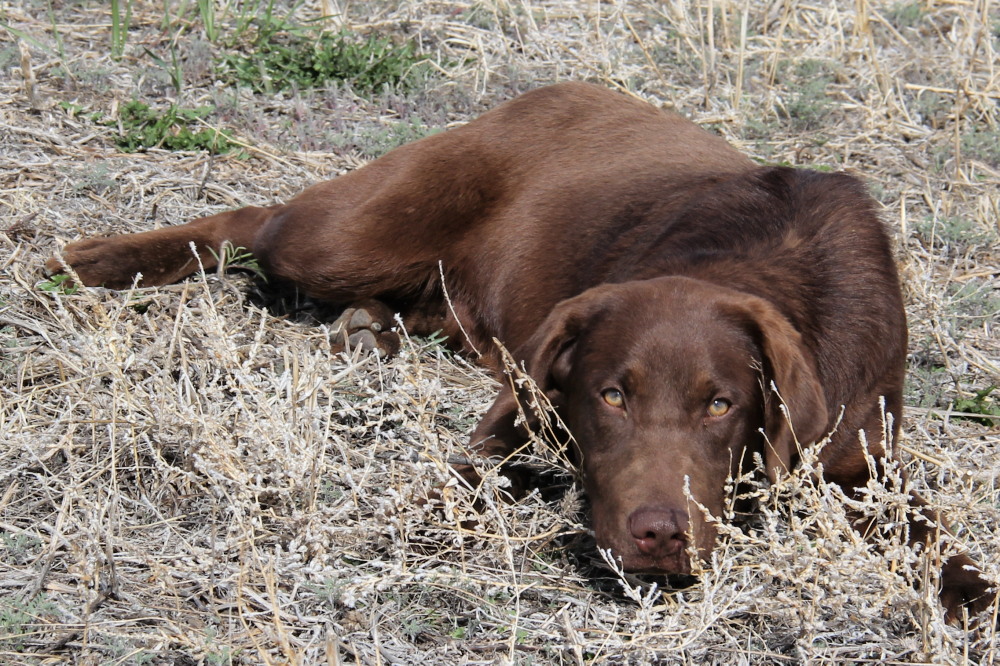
[2, 0, 999, 663]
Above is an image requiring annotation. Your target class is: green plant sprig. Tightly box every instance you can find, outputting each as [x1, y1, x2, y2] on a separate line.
[111, 100, 236, 154]
[219, 26, 428, 94]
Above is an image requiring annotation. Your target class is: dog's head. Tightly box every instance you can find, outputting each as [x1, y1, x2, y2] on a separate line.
[472, 276, 828, 574]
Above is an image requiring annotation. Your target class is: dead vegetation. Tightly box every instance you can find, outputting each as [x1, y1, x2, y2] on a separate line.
[1, 0, 999, 663]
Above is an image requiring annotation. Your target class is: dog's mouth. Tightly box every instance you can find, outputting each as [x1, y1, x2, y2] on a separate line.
[593, 536, 694, 576]
[618, 551, 693, 576]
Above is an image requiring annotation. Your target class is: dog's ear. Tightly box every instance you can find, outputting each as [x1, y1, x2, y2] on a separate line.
[469, 285, 618, 459]
[524, 286, 618, 394]
[732, 297, 828, 482]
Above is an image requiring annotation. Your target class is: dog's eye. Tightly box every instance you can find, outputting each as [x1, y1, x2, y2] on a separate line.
[601, 388, 625, 408]
[707, 398, 731, 417]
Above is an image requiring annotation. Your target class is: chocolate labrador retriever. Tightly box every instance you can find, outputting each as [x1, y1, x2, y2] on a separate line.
[46, 82, 993, 620]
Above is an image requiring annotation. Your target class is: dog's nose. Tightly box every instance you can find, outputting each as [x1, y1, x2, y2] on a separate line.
[627, 507, 689, 558]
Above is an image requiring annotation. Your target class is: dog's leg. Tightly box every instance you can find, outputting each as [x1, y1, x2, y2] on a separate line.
[824, 396, 995, 621]
[837, 468, 995, 623]
[45, 206, 277, 289]
[904, 492, 995, 623]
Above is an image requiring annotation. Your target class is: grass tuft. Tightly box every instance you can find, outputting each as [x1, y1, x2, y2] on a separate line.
[112, 100, 237, 154]
[219, 23, 429, 95]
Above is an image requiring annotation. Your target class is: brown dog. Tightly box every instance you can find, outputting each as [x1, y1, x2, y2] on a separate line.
[46, 82, 992, 620]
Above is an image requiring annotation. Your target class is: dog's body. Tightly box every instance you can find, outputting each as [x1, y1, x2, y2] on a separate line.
[48, 82, 992, 619]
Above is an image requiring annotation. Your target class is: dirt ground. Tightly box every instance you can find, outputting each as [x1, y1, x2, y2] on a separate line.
[1, 1, 998, 663]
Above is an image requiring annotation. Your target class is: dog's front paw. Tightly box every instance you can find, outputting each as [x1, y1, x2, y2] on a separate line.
[47, 236, 191, 289]
[46, 238, 142, 288]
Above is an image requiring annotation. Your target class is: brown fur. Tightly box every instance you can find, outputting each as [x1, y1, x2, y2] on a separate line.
[46, 82, 993, 620]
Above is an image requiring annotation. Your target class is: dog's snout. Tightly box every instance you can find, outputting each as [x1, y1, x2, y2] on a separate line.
[627, 507, 689, 558]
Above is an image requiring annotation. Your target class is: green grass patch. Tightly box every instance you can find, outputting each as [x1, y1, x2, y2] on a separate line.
[913, 91, 947, 129]
[947, 278, 1000, 318]
[1, 531, 42, 565]
[912, 215, 991, 250]
[781, 60, 838, 131]
[961, 125, 1000, 167]
[219, 25, 429, 94]
[61, 160, 121, 195]
[61, 97, 240, 156]
[112, 100, 237, 154]
[887, 1, 924, 29]
[332, 115, 440, 158]
[58, 100, 104, 122]
[953, 386, 1000, 426]
[38, 273, 79, 295]
[0, 593, 60, 652]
